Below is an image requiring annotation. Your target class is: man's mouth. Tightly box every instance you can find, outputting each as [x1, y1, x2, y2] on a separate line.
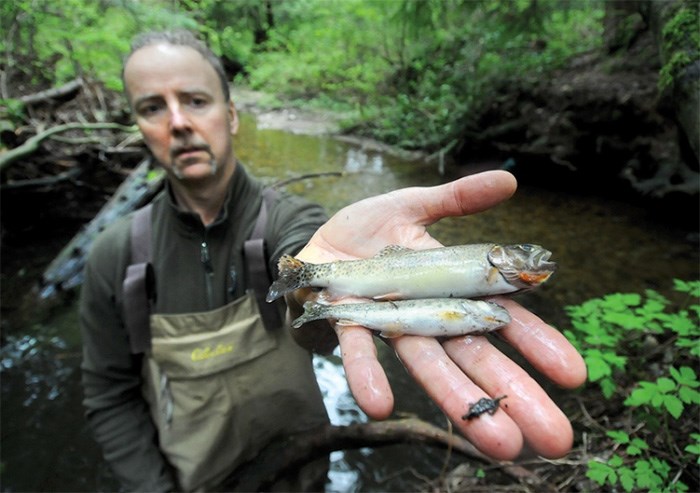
[172, 145, 210, 160]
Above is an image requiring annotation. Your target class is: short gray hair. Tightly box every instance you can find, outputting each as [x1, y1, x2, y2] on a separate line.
[122, 30, 230, 101]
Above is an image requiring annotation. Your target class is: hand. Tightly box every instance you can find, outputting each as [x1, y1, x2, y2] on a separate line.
[294, 170, 587, 461]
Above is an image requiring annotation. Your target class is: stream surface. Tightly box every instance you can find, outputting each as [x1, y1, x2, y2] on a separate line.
[1, 112, 698, 492]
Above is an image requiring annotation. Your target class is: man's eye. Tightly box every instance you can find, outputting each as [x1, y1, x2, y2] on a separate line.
[139, 103, 163, 116]
[190, 97, 208, 108]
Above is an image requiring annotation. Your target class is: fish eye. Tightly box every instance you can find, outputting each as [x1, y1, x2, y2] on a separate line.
[520, 244, 534, 252]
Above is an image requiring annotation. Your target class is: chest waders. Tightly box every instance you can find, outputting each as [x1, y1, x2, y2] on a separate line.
[122, 189, 328, 492]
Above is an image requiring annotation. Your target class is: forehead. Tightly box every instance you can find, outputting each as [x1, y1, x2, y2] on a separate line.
[123, 44, 224, 101]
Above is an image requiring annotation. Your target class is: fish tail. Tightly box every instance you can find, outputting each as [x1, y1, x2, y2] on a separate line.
[291, 301, 329, 328]
[266, 255, 308, 302]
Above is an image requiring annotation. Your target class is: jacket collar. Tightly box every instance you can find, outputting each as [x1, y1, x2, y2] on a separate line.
[163, 162, 258, 235]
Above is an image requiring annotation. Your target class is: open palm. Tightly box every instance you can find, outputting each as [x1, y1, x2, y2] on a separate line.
[294, 170, 587, 460]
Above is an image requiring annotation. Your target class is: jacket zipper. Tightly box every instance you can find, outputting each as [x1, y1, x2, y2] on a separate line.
[200, 235, 215, 309]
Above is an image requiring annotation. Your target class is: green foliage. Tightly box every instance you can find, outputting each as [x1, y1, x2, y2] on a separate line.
[565, 280, 700, 492]
[564, 282, 700, 398]
[625, 366, 700, 419]
[587, 433, 687, 493]
[235, 0, 605, 150]
[2, 0, 195, 93]
[658, 2, 700, 91]
[3, 0, 607, 150]
[685, 433, 700, 463]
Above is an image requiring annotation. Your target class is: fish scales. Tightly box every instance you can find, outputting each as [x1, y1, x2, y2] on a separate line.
[292, 298, 511, 338]
[267, 243, 555, 302]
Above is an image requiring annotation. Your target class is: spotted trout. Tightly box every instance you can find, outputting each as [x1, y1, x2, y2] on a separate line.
[267, 243, 555, 302]
[292, 298, 511, 337]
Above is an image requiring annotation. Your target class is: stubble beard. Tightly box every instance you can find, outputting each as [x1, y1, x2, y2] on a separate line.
[171, 156, 218, 180]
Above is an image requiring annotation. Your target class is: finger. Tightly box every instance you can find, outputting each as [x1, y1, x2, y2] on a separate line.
[492, 297, 588, 389]
[404, 170, 518, 226]
[335, 324, 394, 419]
[442, 333, 574, 459]
[391, 335, 524, 460]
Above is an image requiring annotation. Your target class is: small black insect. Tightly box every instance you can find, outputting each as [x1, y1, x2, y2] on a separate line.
[462, 395, 508, 420]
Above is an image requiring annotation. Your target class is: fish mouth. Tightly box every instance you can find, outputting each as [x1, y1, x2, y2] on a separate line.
[489, 244, 557, 289]
[532, 248, 556, 272]
[518, 247, 556, 285]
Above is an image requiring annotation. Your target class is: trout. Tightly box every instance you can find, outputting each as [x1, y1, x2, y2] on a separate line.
[292, 298, 511, 337]
[267, 243, 555, 302]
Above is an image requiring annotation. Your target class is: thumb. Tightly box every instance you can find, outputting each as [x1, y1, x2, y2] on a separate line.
[409, 170, 518, 226]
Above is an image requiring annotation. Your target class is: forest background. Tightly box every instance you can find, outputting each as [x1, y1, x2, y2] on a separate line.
[2, 0, 699, 209]
[1, 1, 699, 492]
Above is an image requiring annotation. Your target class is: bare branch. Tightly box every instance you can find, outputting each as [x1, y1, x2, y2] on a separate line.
[0, 122, 137, 172]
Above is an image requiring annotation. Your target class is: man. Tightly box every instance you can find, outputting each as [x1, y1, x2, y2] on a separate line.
[81, 30, 586, 492]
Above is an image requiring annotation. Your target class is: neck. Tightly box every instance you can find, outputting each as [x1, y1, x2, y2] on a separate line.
[170, 160, 236, 226]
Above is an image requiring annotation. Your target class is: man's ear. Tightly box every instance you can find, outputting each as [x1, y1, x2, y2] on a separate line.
[229, 100, 239, 136]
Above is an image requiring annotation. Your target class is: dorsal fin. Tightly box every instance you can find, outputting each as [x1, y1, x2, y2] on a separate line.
[374, 244, 413, 258]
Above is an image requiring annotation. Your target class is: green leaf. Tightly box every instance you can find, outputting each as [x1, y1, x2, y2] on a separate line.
[674, 279, 700, 297]
[672, 366, 700, 387]
[627, 438, 649, 456]
[618, 467, 636, 492]
[664, 313, 697, 335]
[625, 382, 657, 406]
[586, 460, 615, 486]
[603, 312, 645, 329]
[684, 443, 700, 456]
[678, 385, 700, 404]
[609, 454, 624, 467]
[606, 430, 629, 444]
[585, 352, 612, 382]
[663, 394, 684, 418]
[649, 457, 671, 478]
[656, 377, 676, 393]
[600, 378, 618, 399]
[605, 293, 641, 308]
[634, 460, 664, 489]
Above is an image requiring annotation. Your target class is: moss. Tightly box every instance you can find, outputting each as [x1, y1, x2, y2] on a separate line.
[658, 3, 700, 91]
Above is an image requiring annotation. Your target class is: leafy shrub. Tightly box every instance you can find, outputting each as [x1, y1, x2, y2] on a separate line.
[564, 280, 700, 493]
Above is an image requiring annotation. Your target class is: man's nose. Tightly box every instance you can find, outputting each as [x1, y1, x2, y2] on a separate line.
[169, 105, 191, 132]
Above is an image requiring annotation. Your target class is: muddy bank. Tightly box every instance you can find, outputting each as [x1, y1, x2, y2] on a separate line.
[231, 88, 427, 162]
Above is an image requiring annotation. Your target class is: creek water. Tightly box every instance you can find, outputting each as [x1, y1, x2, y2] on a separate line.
[1, 112, 697, 492]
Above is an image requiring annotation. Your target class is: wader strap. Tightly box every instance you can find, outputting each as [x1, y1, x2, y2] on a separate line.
[123, 187, 281, 354]
[244, 187, 282, 330]
[123, 204, 154, 354]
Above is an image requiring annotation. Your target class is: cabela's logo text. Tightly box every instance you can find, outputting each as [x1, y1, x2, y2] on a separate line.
[191, 343, 234, 362]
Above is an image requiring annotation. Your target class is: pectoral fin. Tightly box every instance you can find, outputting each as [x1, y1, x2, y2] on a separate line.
[372, 292, 403, 301]
[486, 266, 501, 285]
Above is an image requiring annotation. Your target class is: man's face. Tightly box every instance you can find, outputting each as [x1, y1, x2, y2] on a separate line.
[123, 43, 238, 181]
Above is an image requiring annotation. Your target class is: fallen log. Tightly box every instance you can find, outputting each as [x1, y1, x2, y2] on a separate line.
[38, 158, 164, 299]
[233, 418, 543, 491]
[0, 122, 137, 172]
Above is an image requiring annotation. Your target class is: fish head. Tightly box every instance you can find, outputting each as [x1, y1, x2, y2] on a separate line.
[487, 244, 556, 289]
